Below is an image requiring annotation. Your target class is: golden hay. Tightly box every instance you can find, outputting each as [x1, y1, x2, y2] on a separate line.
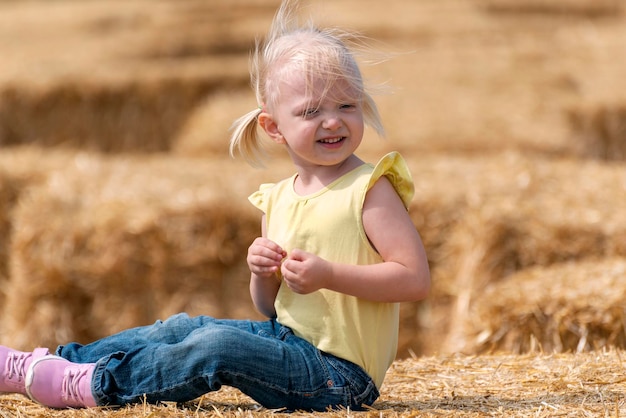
[0, 172, 16, 316]
[2, 148, 624, 359]
[3, 0, 626, 163]
[172, 89, 257, 158]
[0, 147, 425, 359]
[0, 0, 263, 86]
[1, 152, 294, 350]
[0, 148, 82, 317]
[480, 0, 622, 17]
[2, 350, 626, 417]
[0, 170, 18, 281]
[442, 154, 626, 285]
[1, 5, 625, 414]
[465, 258, 626, 355]
[402, 152, 626, 355]
[0, 76, 247, 154]
[567, 102, 626, 161]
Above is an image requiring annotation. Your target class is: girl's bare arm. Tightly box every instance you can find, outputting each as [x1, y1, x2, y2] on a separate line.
[280, 177, 430, 302]
[248, 216, 285, 317]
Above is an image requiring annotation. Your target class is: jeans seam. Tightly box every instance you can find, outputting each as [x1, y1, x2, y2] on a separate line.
[314, 350, 333, 386]
[322, 354, 379, 407]
[91, 357, 110, 406]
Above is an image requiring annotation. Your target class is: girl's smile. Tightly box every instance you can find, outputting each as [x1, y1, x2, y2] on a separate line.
[259, 72, 365, 179]
[318, 136, 345, 145]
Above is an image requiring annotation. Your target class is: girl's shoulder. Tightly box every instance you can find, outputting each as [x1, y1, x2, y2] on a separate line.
[367, 152, 414, 209]
[247, 173, 296, 212]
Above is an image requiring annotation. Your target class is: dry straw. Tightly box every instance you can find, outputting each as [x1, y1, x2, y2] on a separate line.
[0, 147, 82, 321]
[1, 150, 294, 350]
[2, 349, 626, 417]
[466, 258, 626, 354]
[403, 152, 626, 355]
[567, 102, 626, 161]
[0, 76, 245, 154]
[479, 0, 622, 16]
[2, 147, 625, 360]
[173, 90, 253, 158]
[0, 169, 18, 284]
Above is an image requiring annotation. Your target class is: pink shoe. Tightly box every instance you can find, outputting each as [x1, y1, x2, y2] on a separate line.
[0, 346, 50, 395]
[25, 356, 97, 408]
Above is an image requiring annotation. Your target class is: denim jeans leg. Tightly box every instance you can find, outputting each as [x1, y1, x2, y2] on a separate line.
[56, 313, 378, 411]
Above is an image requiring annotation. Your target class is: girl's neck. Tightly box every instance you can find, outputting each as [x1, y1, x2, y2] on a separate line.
[292, 154, 364, 195]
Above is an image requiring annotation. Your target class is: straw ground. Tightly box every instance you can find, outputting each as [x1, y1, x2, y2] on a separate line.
[2, 350, 626, 417]
[1, 0, 626, 416]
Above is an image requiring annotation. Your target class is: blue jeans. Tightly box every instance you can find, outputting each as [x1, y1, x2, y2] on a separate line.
[56, 313, 379, 411]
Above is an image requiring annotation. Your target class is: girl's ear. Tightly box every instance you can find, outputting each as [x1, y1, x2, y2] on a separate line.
[258, 113, 286, 144]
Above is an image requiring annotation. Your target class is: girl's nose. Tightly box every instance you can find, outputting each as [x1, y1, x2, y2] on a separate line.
[322, 113, 342, 130]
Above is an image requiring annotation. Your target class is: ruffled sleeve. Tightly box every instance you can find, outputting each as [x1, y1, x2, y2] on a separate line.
[248, 182, 276, 213]
[368, 151, 414, 209]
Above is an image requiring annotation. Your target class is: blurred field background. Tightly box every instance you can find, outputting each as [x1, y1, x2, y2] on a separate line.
[1, 0, 626, 416]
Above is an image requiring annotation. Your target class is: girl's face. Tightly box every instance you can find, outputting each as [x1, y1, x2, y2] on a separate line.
[261, 71, 364, 170]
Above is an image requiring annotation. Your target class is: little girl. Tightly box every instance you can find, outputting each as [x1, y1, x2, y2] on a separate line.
[0, 0, 430, 412]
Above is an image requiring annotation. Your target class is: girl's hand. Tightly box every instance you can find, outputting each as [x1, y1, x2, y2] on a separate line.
[247, 237, 286, 280]
[281, 249, 331, 294]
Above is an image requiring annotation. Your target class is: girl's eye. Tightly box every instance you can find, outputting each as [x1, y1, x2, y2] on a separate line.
[340, 103, 356, 110]
[301, 108, 318, 117]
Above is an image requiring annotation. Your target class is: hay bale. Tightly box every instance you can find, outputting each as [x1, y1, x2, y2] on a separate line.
[172, 89, 257, 158]
[0, 171, 18, 302]
[172, 88, 291, 163]
[398, 158, 479, 358]
[400, 153, 544, 356]
[439, 156, 626, 353]
[451, 155, 625, 282]
[136, 1, 273, 61]
[0, 76, 246, 154]
[465, 258, 626, 354]
[0, 171, 19, 270]
[401, 152, 626, 355]
[567, 102, 626, 161]
[0, 147, 81, 316]
[1, 153, 283, 350]
[480, 0, 622, 17]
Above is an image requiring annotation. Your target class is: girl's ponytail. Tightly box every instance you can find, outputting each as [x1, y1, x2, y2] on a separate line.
[230, 0, 386, 166]
[229, 107, 265, 166]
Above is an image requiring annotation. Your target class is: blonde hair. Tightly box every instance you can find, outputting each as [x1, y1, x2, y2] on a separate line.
[229, 0, 385, 166]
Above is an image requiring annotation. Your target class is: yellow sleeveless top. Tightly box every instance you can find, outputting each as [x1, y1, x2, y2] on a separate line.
[248, 152, 414, 388]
